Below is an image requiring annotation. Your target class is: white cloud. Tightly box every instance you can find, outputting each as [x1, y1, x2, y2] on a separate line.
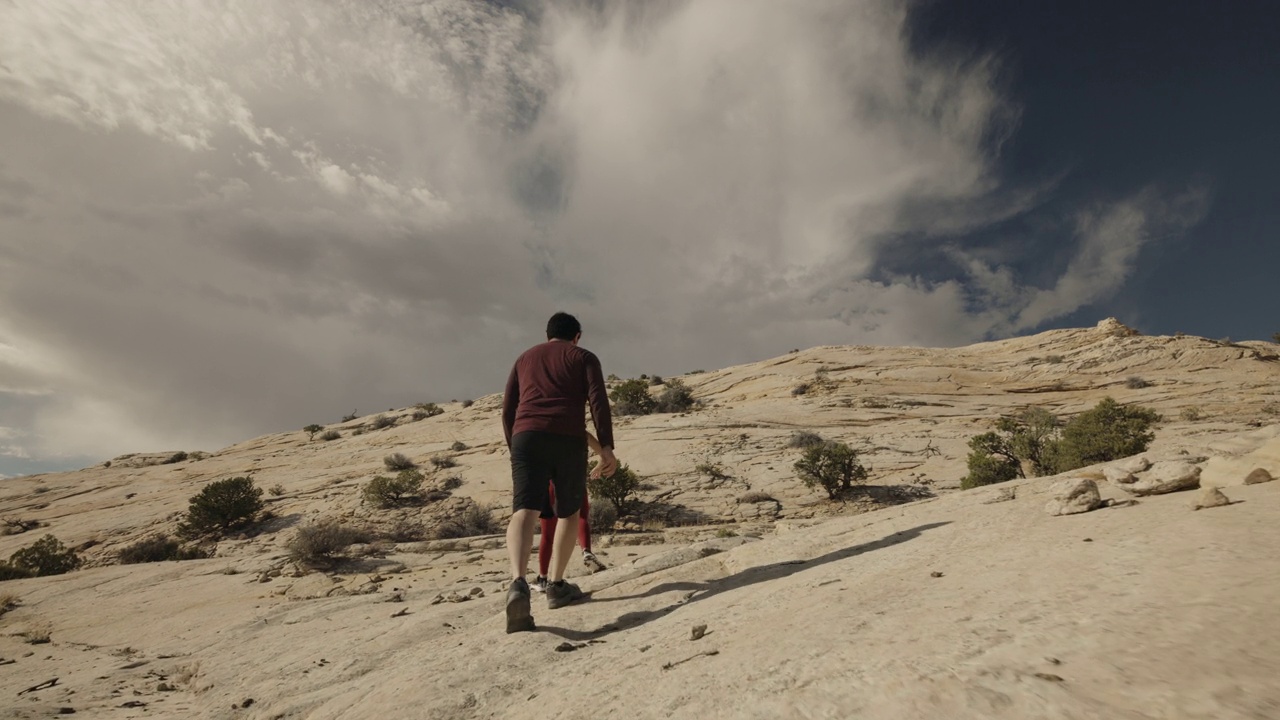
[0, 0, 1208, 463]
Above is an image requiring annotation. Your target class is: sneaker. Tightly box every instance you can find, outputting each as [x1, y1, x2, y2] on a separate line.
[546, 580, 586, 609]
[582, 551, 606, 574]
[505, 577, 536, 633]
[532, 575, 548, 593]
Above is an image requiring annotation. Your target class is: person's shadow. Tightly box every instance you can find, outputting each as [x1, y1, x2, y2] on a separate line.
[537, 521, 950, 641]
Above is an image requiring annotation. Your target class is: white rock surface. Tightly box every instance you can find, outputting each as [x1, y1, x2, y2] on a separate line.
[1116, 461, 1203, 496]
[1044, 478, 1103, 516]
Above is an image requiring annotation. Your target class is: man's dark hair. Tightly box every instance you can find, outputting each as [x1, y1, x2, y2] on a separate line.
[546, 312, 582, 341]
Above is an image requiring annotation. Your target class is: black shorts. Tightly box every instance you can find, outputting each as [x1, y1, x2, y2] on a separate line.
[509, 431, 588, 519]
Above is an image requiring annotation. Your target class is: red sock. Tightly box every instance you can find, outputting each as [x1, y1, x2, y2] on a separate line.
[538, 517, 556, 577]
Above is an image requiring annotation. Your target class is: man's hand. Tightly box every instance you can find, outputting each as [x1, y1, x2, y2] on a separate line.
[595, 447, 618, 479]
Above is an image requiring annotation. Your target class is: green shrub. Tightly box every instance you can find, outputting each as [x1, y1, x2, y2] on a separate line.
[163, 451, 188, 464]
[0, 563, 35, 581]
[649, 375, 665, 386]
[610, 378, 656, 416]
[288, 521, 372, 566]
[653, 379, 696, 413]
[371, 415, 396, 430]
[269, 483, 285, 496]
[415, 402, 444, 417]
[588, 463, 642, 514]
[787, 431, 825, 449]
[320, 430, 341, 441]
[362, 470, 424, 508]
[304, 424, 324, 440]
[461, 399, 474, 408]
[118, 535, 209, 564]
[1125, 376, 1150, 390]
[695, 462, 728, 480]
[588, 499, 618, 530]
[450, 441, 468, 452]
[433, 503, 501, 539]
[793, 442, 867, 499]
[1181, 406, 1202, 421]
[960, 446, 1020, 489]
[961, 407, 1060, 488]
[791, 383, 810, 396]
[1046, 397, 1160, 472]
[9, 535, 81, 576]
[430, 455, 457, 470]
[177, 477, 264, 539]
[384, 453, 416, 471]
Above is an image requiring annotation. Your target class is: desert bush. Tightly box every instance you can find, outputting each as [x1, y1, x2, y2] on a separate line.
[440, 475, 463, 491]
[433, 504, 501, 539]
[610, 378, 656, 416]
[649, 375, 665, 386]
[791, 384, 810, 396]
[653, 379, 696, 413]
[737, 491, 776, 504]
[1045, 398, 1159, 472]
[362, 470, 424, 508]
[9, 535, 82, 577]
[163, 451, 188, 464]
[716, 527, 738, 538]
[794, 441, 868, 499]
[588, 463, 642, 514]
[288, 521, 372, 565]
[268, 483, 285, 496]
[450, 441, 468, 452]
[370, 415, 396, 430]
[411, 410, 429, 421]
[414, 402, 444, 418]
[1125, 376, 1151, 389]
[588, 500, 618, 530]
[304, 424, 324, 440]
[0, 593, 18, 616]
[961, 407, 1061, 488]
[1181, 406, 1203, 421]
[2, 518, 40, 536]
[177, 476, 264, 539]
[695, 462, 728, 480]
[341, 409, 358, 422]
[1045, 355, 1065, 363]
[117, 535, 209, 564]
[321, 430, 341, 441]
[461, 399, 474, 408]
[384, 453, 417, 471]
[0, 564, 35, 581]
[430, 455, 457, 470]
[787, 430, 825, 449]
[382, 518, 427, 543]
[1272, 332, 1280, 344]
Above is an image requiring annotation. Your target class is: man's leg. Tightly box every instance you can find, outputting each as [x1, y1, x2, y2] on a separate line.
[549, 510, 580, 583]
[506, 508, 540, 580]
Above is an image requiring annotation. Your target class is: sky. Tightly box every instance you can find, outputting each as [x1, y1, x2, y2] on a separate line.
[0, 0, 1276, 477]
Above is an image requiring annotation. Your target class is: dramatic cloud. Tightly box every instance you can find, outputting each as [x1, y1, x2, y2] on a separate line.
[0, 0, 1207, 470]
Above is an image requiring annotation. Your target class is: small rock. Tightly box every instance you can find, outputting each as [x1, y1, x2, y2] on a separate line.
[554, 642, 578, 652]
[57, 709, 75, 715]
[1111, 456, 1151, 475]
[445, 592, 470, 603]
[469, 587, 485, 597]
[156, 682, 175, 692]
[430, 594, 445, 605]
[1044, 478, 1102, 516]
[1101, 498, 1138, 509]
[1243, 468, 1274, 485]
[1102, 467, 1135, 484]
[1082, 538, 1093, 543]
[1192, 486, 1231, 510]
[690, 624, 708, 641]
[241, 698, 255, 708]
[1116, 461, 1201, 496]
[930, 571, 944, 578]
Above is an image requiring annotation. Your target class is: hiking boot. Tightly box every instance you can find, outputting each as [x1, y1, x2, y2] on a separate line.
[505, 577, 536, 633]
[582, 551, 606, 574]
[532, 575, 548, 593]
[546, 580, 586, 609]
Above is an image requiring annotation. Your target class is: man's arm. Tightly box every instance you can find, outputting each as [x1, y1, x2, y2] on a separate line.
[583, 352, 617, 477]
[502, 362, 520, 448]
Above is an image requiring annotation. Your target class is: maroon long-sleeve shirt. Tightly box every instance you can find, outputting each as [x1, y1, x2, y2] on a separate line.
[502, 340, 614, 450]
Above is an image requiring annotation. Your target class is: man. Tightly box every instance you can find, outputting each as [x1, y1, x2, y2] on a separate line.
[502, 312, 617, 633]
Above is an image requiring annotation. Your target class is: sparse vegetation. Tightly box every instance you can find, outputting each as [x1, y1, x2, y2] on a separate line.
[715, 527, 738, 538]
[794, 441, 868, 500]
[588, 500, 618, 530]
[163, 451, 188, 464]
[791, 383, 810, 396]
[1181, 406, 1203, 421]
[962, 399, 1160, 488]
[0, 593, 18, 617]
[695, 462, 729, 481]
[414, 402, 444, 418]
[449, 441, 468, 452]
[412, 410, 429, 421]
[382, 518, 427, 543]
[384, 453, 417, 471]
[430, 455, 457, 470]
[440, 475, 463, 491]
[177, 477, 264, 539]
[8, 535, 82, 577]
[320, 430, 342, 441]
[370, 415, 396, 430]
[610, 378, 656, 416]
[588, 463, 642, 514]
[23, 626, 51, 644]
[269, 483, 285, 496]
[788, 431, 825, 449]
[432, 503, 501, 539]
[2, 518, 40, 536]
[649, 375, 665, 386]
[461, 399, 474, 408]
[117, 535, 209, 564]
[288, 521, 373, 566]
[362, 470, 425, 508]
[1272, 332, 1280, 344]
[654, 379, 697, 413]
[737, 491, 776, 504]
[304, 424, 324, 440]
[0, 564, 35, 581]
[1045, 355, 1065, 363]
[341, 410, 358, 422]
[1125, 376, 1151, 389]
